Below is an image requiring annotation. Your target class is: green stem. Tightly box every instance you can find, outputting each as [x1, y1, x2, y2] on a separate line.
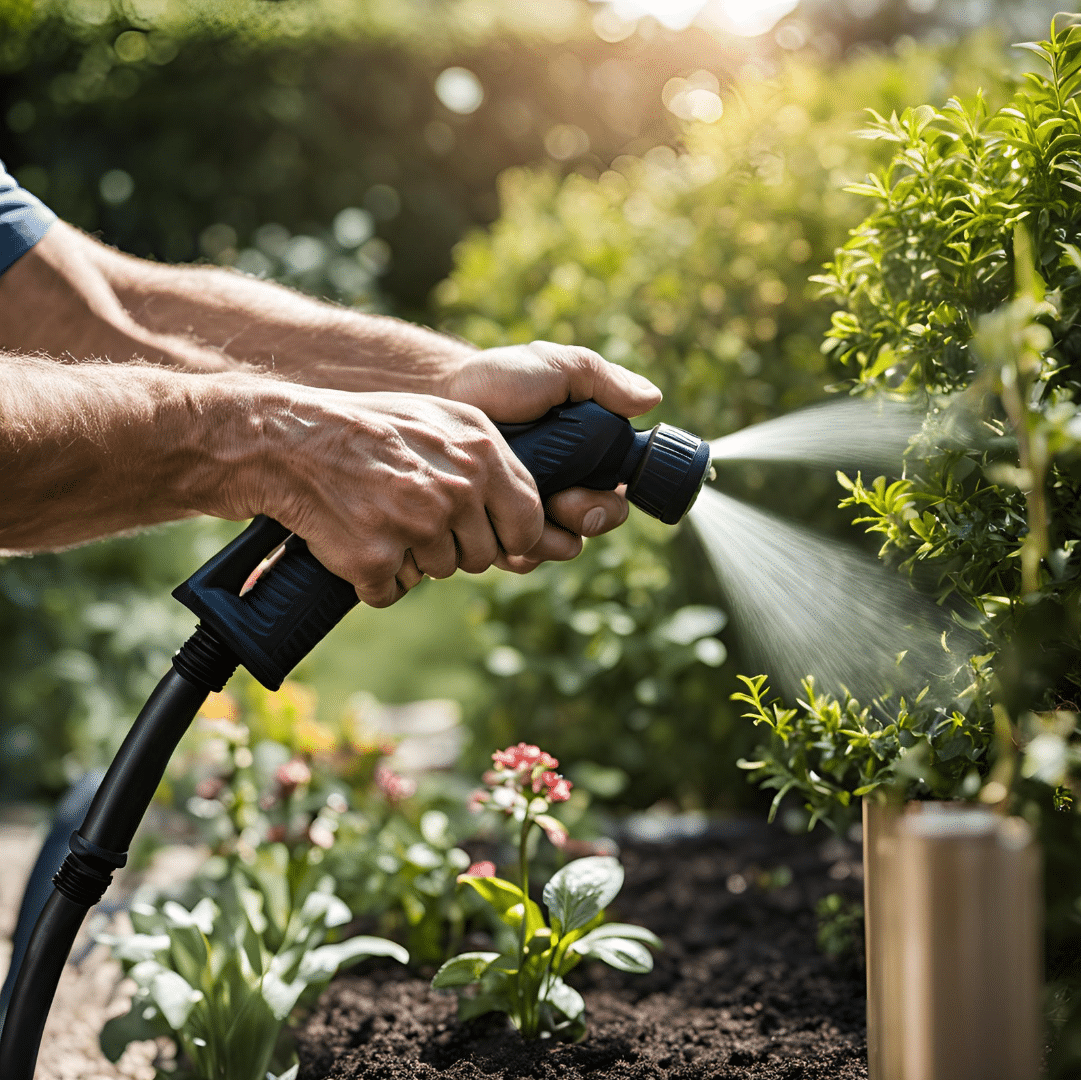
[518, 815, 533, 1037]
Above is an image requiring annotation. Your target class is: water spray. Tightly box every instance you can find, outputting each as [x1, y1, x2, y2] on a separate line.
[698, 396, 980, 702]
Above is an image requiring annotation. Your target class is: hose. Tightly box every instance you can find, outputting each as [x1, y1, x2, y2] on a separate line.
[0, 770, 104, 1029]
[0, 626, 238, 1080]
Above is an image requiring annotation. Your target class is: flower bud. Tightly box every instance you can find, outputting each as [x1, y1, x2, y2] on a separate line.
[459, 860, 496, 881]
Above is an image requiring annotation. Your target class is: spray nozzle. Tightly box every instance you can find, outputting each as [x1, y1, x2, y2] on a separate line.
[495, 401, 711, 525]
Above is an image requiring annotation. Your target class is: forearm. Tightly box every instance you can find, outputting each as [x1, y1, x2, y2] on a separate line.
[0, 222, 239, 375]
[0, 354, 261, 553]
[82, 230, 477, 393]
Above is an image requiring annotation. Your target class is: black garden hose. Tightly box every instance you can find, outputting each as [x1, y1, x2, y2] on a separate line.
[0, 628, 238, 1080]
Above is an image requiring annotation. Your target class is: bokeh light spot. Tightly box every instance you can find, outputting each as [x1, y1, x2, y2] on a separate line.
[333, 207, 374, 249]
[435, 67, 484, 115]
[99, 168, 134, 205]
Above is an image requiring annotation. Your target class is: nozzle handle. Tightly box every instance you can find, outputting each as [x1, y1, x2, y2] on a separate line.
[495, 400, 644, 500]
[172, 516, 358, 690]
[172, 400, 707, 690]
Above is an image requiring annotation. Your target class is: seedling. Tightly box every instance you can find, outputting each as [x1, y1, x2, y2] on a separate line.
[432, 744, 660, 1040]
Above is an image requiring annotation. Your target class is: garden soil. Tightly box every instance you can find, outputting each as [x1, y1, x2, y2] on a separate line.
[297, 822, 868, 1080]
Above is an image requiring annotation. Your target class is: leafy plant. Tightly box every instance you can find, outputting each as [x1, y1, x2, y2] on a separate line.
[432, 744, 660, 1040]
[815, 893, 864, 962]
[170, 682, 475, 964]
[100, 853, 407, 1080]
[735, 15, 1081, 1073]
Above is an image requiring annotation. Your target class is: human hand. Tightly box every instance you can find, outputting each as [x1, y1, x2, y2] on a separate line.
[216, 386, 549, 607]
[442, 340, 662, 568]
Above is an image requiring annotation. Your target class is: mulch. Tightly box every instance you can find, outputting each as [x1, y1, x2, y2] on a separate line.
[296, 821, 868, 1080]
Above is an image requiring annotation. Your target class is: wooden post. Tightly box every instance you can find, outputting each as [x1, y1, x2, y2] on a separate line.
[863, 798, 904, 1080]
[863, 800, 1042, 1080]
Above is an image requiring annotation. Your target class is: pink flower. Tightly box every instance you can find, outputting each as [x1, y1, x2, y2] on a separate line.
[276, 759, 312, 795]
[461, 860, 496, 879]
[376, 765, 417, 803]
[533, 769, 560, 794]
[547, 778, 573, 803]
[467, 788, 490, 813]
[492, 743, 559, 771]
[492, 745, 524, 768]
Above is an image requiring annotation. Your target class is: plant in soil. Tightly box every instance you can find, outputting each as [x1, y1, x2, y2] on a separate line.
[168, 683, 475, 964]
[432, 744, 661, 1041]
[99, 853, 407, 1080]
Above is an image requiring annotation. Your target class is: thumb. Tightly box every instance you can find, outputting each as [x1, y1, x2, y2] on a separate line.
[530, 341, 662, 418]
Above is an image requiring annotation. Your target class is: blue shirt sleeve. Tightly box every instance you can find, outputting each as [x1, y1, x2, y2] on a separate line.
[0, 160, 56, 276]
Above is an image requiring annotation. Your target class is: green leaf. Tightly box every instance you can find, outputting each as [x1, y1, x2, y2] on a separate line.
[458, 875, 543, 932]
[542, 976, 586, 1027]
[297, 936, 409, 983]
[543, 856, 624, 934]
[99, 1004, 169, 1063]
[457, 990, 510, 1022]
[260, 971, 307, 1022]
[99, 931, 171, 963]
[572, 922, 663, 951]
[571, 936, 654, 973]
[431, 951, 500, 988]
[162, 897, 217, 935]
[148, 968, 203, 1030]
[298, 889, 352, 930]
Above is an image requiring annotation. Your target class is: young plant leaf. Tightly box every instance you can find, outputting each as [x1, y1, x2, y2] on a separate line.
[571, 936, 655, 973]
[542, 856, 624, 934]
[148, 968, 203, 1030]
[431, 951, 500, 988]
[572, 922, 663, 950]
[297, 936, 410, 982]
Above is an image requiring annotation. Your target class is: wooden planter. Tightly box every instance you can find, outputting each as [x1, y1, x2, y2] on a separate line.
[862, 799, 1043, 1080]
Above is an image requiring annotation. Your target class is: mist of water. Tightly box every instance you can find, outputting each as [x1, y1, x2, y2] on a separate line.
[710, 397, 927, 474]
[689, 486, 979, 705]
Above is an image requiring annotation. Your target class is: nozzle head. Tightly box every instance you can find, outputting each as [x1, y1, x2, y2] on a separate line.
[626, 423, 711, 524]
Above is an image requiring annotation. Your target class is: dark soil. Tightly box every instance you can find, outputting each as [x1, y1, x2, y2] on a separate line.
[296, 821, 867, 1079]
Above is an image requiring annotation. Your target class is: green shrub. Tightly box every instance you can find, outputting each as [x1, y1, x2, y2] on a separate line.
[0, 518, 230, 799]
[733, 16, 1081, 1072]
[439, 33, 1016, 810]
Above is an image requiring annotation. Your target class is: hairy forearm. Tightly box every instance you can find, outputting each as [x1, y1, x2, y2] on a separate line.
[0, 355, 263, 553]
[78, 227, 477, 392]
[0, 222, 476, 392]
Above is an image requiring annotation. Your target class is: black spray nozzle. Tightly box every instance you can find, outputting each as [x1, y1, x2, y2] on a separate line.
[495, 400, 711, 525]
[174, 399, 710, 689]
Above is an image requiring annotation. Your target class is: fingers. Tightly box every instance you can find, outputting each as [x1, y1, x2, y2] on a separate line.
[495, 520, 581, 575]
[483, 460, 546, 558]
[545, 488, 629, 538]
[448, 516, 501, 575]
[396, 549, 424, 590]
[528, 340, 662, 418]
[411, 532, 459, 580]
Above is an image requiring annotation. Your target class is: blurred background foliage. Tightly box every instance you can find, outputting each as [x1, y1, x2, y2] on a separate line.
[0, 0, 1059, 807]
